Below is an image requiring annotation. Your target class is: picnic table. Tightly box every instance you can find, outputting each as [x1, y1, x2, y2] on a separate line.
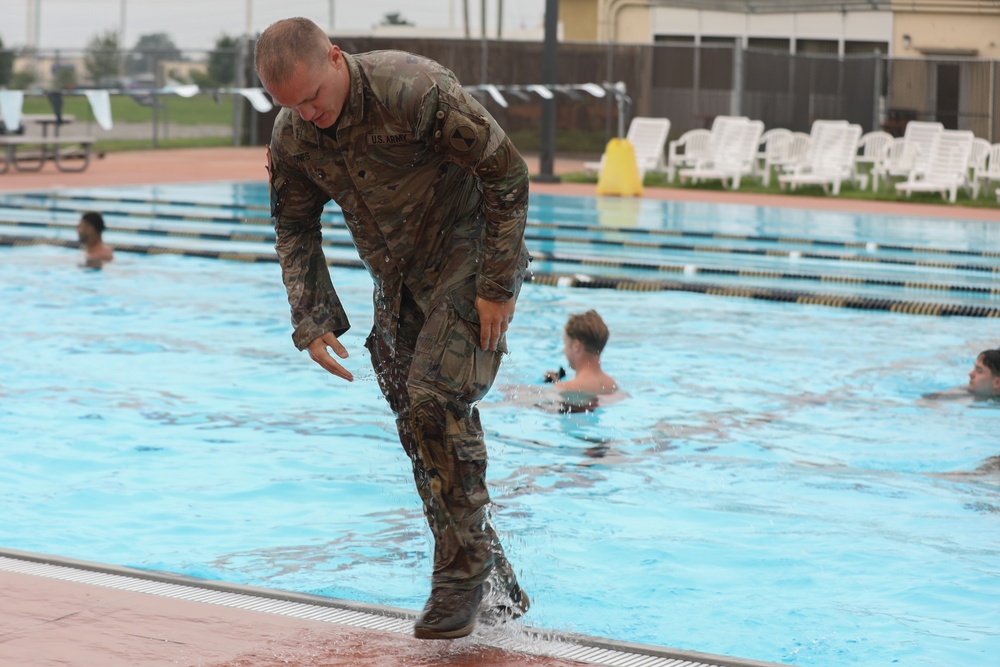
[0, 114, 97, 174]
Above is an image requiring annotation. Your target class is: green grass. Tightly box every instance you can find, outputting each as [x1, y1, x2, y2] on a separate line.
[21, 94, 234, 125]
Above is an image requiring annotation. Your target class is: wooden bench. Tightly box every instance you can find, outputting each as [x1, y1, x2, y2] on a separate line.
[0, 134, 98, 174]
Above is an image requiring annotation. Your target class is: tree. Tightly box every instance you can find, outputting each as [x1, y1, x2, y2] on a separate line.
[84, 30, 121, 86]
[0, 36, 15, 87]
[52, 63, 78, 90]
[380, 12, 414, 26]
[208, 34, 239, 86]
[126, 32, 181, 78]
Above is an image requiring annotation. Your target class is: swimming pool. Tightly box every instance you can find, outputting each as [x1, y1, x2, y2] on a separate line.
[0, 187, 998, 667]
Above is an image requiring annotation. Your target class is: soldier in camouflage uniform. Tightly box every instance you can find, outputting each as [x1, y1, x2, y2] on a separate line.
[254, 17, 531, 640]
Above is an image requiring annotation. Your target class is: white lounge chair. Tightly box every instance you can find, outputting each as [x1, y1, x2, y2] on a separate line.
[585, 116, 671, 181]
[778, 122, 863, 195]
[872, 120, 943, 191]
[972, 143, 1000, 200]
[966, 137, 991, 198]
[665, 128, 711, 183]
[766, 131, 811, 185]
[895, 130, 975, 203]
[678, 118, 764, 190]
[852, 130, 893, 190]
[755, 128, 791, 185]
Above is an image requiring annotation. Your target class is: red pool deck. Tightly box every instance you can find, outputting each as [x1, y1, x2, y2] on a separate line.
[0, 148, 995, 667]
[0, 565, 580, 667]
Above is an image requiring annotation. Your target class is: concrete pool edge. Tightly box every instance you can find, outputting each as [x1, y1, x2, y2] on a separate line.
[0, 546, 790, 667]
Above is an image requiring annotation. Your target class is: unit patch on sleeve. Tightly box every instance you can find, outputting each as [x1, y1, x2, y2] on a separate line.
[450, 125, 478, 152]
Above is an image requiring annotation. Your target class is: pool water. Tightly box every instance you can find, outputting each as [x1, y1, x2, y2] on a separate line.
[0, 191, 998, 667]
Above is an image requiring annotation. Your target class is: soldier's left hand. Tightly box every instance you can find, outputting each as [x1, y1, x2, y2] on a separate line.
[475, 296, 515, 351]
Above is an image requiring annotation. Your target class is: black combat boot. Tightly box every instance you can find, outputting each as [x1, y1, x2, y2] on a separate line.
[413, 584, 484, 639]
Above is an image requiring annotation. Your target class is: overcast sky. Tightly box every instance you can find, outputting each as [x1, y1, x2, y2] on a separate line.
[2, 0, 544, 51]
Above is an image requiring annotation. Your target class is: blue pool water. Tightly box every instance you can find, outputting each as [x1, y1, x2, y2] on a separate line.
[0, 187, 998, 667]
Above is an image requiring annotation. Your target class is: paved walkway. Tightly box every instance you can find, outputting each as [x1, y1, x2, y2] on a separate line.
[0, 566, 581, 667]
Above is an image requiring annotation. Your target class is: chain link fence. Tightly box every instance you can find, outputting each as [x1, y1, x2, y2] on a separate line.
[2, 39, 997, 152]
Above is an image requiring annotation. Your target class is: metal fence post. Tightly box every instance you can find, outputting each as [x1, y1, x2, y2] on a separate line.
[732, 38, 743, 117]
[991, 59, 996, 142]
[536, 0, 559, 183]
[873, 50, 883, 135]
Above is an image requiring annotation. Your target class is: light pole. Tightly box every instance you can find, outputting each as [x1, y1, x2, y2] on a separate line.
[536, 0, 560, 182]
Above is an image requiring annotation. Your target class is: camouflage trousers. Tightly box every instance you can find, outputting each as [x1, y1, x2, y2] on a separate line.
[366, 286, 520, 592]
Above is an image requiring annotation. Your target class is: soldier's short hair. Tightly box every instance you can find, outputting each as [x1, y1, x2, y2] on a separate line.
[565, 310, 610, 356]
[255, 17, 332, 86]
[81, 211, 105, 234]
[979, 349, 1000, 375]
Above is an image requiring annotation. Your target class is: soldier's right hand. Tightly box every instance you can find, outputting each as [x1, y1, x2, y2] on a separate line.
[307, 332, 354, 382]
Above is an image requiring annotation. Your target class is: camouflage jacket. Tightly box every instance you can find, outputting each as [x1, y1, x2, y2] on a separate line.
[268, 50, 530, 351]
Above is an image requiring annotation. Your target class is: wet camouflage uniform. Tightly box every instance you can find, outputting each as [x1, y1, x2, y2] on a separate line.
[267, 50, 531, 593]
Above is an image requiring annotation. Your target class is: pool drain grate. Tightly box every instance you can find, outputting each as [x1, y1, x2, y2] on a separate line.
[0, 549, 787, 667]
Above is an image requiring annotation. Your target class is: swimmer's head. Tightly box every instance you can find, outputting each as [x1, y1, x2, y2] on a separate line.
[77, 211, 105, 243]
[968, 349, 1000, 397]
[564, 310, 609, 357]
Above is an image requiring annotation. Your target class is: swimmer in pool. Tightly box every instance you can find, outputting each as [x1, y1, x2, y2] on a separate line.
[922, 348, 1000, 402]
[967, 348, 1000, 400]
[77, 211, 114, 269]
[543, 310, 621, 412]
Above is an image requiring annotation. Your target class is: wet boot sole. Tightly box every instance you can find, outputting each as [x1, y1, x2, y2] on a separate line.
[413, 620, 476, 640]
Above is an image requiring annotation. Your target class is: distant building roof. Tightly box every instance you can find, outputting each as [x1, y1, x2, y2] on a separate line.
[651, 0, 996, 12]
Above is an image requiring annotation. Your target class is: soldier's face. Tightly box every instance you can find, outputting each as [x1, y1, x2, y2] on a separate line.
[265, 45, 348, 129]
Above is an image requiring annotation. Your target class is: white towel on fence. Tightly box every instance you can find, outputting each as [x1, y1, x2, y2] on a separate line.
[237, 88, 273, 113]
[165, 84, 200, 98]
[0, 90, 25, 132]
[84, 89, 113, 130]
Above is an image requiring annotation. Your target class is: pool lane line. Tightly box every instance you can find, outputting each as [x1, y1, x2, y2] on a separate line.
[5, 220, 999, 294]
[0, 218, 356, 248]
[15, 190, 273, 213]
[529, 273, 1000, 317]
[2, 207, 997, 274]
[8, 194, 1000, 260]
[525, 236, 1000, 272]
[3, 235, 997, 317]
[529, 250, 1000, 296]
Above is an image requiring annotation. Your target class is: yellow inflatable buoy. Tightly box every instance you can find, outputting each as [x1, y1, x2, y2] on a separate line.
[596, 138, 643, 197]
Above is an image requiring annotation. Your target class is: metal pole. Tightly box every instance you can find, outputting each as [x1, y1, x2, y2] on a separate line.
[990, 59, 996, 143]
[497, 0, 503, 39]
[463, 0, 470, 39]
[872, 49, 883, 135]
[329, 0, 335, 31]
[732, 36, 743, 117]
[34, 0, 42, 85]
[480, 0, 488, 84]
[537, 0, 559, 182]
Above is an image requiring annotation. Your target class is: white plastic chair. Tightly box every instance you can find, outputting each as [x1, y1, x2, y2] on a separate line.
[971, 143, 1000, 200]
[872, 120, 944, 191]
[966, 137, 991, 197]
[895, 130, 975, 203]
[853, 130, 893, 190]
[584, 116, 672, 181]
[678, 118, 764, 190]
[755, 128, 791, 185]
[767, 132, 811, 183]
[665, 128, 711, 183]
[778, 123, 863, 195]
